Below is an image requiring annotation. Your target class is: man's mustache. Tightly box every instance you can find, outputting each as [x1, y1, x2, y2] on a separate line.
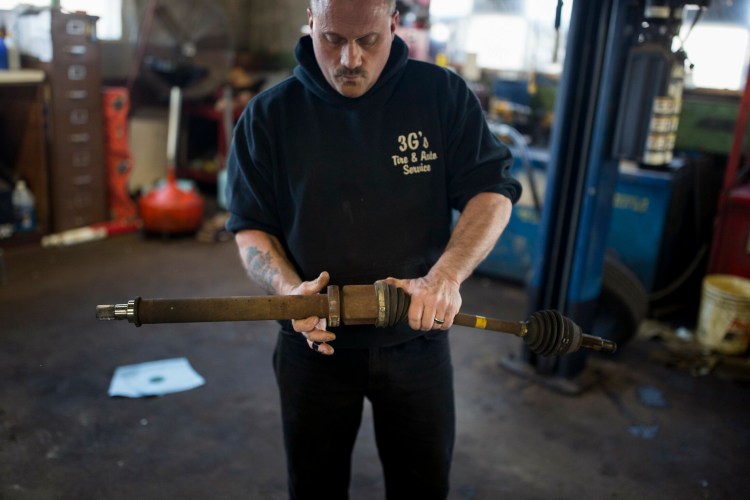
[335, 68, 365, 77]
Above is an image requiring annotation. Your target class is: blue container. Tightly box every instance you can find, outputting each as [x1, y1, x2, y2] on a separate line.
[475, 203, 539, 283]
[492, 80, 531, 107]
[607, 166, 688, 291]
[474, 147, 547, 282]
[474, 149, 682, 292]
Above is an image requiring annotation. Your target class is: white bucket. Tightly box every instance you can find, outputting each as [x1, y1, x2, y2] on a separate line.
[696, 274, 750, 355]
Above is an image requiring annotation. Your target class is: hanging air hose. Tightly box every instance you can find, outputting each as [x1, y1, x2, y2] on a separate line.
[488, 121, 543, 215]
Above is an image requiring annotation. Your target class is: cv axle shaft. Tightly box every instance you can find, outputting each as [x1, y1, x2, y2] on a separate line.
[96, 282, 616, 356]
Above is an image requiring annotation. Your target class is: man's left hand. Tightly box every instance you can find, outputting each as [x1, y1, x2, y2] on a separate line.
[384, 274, 461, 331]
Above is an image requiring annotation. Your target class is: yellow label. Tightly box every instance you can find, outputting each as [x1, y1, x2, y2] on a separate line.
[475, 316, 487, 329]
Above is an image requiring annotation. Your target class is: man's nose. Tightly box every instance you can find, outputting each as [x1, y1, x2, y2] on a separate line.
[340, 42, 362, 68]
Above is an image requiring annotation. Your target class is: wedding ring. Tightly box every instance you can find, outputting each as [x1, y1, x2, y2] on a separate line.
[433, 318, 445, 325]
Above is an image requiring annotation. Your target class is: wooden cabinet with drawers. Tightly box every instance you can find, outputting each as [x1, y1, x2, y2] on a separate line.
[24, 10, 107, 232]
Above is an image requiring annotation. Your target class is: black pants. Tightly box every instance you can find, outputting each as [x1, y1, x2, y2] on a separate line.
[273, 330, 456, 500]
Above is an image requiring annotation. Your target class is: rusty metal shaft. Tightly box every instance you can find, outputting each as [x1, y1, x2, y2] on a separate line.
[96, 282, 616, 355]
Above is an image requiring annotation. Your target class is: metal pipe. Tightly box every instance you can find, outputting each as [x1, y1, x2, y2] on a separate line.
[96, 283, 616, 355]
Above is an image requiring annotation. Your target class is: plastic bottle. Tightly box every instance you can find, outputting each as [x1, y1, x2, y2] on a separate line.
[12, 180, 36, 232]
[4, 28, 19, 70]
[0, 25, 8, 70]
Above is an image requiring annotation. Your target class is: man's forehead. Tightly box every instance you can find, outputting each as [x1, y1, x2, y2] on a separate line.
[312, 0, 394, 34]
[310, 0, 394, 9]
[310, 0, 394, 17]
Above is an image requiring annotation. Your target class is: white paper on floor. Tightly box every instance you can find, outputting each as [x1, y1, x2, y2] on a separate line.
[108, 357, 205, 398]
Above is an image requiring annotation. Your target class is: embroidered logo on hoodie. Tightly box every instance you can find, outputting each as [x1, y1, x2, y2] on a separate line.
[391, 130, 439, 175]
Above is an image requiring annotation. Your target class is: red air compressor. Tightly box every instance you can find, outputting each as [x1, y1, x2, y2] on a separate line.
[708, 185, 750, 279]
[708, 73, 750, 280]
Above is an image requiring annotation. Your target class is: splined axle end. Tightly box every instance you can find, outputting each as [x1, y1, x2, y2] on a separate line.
[96, 305, 117, 321]
[95, 298, 140, 325]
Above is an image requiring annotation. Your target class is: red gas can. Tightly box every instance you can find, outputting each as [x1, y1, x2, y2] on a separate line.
[710, 184, 750, 279]
[139, 171, 204, 234]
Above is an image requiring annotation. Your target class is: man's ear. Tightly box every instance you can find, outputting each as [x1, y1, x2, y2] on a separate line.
[391, 10, 399, 38]
[307, 7, 314, 32]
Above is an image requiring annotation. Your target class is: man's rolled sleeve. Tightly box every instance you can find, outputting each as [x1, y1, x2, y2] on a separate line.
[445, 76, 522, 212]
[225, 104, 283, 237]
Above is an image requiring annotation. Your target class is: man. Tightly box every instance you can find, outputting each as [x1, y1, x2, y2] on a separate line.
[225, 0, 521, 497]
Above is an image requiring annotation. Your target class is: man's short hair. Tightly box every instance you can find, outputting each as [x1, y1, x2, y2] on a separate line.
[309, 0, 397, 15]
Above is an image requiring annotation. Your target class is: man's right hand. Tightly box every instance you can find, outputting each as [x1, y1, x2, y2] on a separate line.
[290, 271, 336, 355]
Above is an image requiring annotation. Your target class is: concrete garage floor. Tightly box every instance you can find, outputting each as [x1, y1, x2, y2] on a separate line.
[1, 230, 749, 500]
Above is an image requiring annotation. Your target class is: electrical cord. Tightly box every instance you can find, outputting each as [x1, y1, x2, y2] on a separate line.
[648, 243, 707, 301]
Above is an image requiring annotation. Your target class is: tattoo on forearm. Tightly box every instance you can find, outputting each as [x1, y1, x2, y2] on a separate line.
[243, 247, 280, 293]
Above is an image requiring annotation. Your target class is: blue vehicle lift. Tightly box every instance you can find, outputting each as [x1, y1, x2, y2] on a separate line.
[500, 0, 648, 391]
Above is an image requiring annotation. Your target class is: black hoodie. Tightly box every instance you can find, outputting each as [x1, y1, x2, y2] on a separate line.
[226, 35, 521, 348]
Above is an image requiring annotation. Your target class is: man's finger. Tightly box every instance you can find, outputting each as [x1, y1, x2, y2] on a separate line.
[421, 306, 438, 331]
[306, 339, 334, 355]
[291, 271, 328, 296]
[383, 277, 404, 288]
[306, 329, 335, 343]
[313, 271, 330, 289]
[407, 303, 424, 331]
[292, 316, 320, 332]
